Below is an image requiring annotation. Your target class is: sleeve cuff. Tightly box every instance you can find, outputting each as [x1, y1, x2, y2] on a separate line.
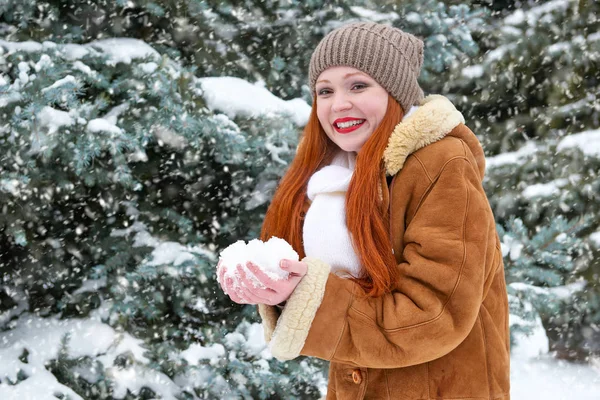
[257, 303, 280, 343]
[268, 256, 331, 361]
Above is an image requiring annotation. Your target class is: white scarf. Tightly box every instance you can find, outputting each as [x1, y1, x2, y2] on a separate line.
[302, 150, 361, 278]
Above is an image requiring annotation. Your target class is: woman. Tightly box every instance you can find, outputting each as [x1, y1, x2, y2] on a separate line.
[219, 22, 510, 399]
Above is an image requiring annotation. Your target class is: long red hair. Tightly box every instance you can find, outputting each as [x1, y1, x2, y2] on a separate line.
[260, 94, 404, 297]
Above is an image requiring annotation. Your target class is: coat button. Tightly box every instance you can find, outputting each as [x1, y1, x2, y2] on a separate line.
[351, 369, 362, 385]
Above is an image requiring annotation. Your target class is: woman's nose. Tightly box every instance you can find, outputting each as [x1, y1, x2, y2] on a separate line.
[331, 93, 352, 112]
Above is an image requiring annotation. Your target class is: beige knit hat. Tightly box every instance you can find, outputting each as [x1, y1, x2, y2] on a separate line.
[309, 22, 425, 113]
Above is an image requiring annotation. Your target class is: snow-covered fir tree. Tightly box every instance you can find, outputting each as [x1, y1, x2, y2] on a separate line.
[447, 0, 600, 360]
[0, 35, 327, 398]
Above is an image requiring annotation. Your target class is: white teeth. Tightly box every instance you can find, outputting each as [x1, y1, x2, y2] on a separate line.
[336, 119, 364, 129]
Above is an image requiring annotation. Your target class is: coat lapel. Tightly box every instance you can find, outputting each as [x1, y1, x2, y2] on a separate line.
[383, 95, 465, 176]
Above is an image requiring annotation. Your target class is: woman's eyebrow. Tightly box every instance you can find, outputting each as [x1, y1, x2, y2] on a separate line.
[343, 72, 368, 79]
[316, 72, 369, 85]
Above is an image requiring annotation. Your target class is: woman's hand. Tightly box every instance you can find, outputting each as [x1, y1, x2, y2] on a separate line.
[220, 259, 308, 306]
[218, 260, 248, 304]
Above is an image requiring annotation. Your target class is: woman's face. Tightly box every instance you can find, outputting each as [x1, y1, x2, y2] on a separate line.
[315, 66, 388, 153]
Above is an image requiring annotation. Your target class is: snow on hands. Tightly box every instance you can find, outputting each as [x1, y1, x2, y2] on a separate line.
[217, 237, 298, 291]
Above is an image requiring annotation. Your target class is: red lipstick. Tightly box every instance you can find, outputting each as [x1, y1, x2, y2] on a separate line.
[333, 117, 365, 134]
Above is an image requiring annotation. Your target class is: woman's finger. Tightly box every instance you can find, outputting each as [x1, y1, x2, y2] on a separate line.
[224, 277, 237, 298]
[218, 264, 227, 286]
[237, 265, 279, 300]
[224, 276, 248, 304]
[237, 285, 268, 304]
[287, 272, 305, 287]
[228, 284, 247, 304]
[245, 261, 277, 288]
[280, 259, 308, 276]
[237, 264, 259, 289]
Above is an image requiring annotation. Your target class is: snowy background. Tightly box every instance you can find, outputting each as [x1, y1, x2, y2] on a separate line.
[1, 0, 599, 399]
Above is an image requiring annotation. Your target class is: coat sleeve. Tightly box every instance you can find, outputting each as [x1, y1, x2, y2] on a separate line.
[260, 156, 493, 368]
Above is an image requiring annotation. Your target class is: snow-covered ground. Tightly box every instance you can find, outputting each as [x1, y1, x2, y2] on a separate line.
[510, 316, 600, 399]
[0, 308, 180, 400]
[1, 309, 598, 399]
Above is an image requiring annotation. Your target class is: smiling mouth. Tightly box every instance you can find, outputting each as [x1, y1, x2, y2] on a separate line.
[334, 119, 365, 133]
[335, 119, 365, 129]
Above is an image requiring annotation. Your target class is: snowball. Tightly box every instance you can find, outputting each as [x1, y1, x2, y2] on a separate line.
[217, 237, 298, 289]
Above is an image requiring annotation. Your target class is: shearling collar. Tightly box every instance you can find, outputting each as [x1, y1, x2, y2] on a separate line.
[383, 95, 465, 176]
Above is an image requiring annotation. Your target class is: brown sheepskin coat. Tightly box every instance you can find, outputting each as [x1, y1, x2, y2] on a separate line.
[258, 95, 511, 399]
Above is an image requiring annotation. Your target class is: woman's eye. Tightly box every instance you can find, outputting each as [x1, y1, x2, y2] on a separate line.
[317, 88, 332, 95]
[352, 83, 368, 90]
